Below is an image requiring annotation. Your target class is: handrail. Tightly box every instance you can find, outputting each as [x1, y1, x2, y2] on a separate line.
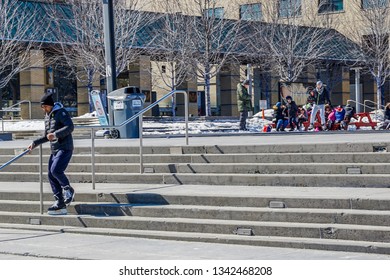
[72, 89, 188, 190]
[363, 100, 385, 112]
[0, 100, 31, 119]
[346, 99, 376, 114]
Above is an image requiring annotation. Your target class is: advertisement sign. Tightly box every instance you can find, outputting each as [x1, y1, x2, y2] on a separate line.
[90, 90, 108, 126]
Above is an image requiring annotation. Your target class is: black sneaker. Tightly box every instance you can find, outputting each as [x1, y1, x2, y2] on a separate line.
[47, 199, 67, 215]
[62, 185, 75, 206]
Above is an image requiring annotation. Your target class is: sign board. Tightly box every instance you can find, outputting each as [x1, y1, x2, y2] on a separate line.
[90, 90, 108, 126]
[132, 99, 142, 107]
[259, 100, 268, 110]
[113, 100, 124, 110]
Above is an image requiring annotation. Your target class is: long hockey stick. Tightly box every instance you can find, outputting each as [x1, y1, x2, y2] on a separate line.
[0, 149, 30, 171]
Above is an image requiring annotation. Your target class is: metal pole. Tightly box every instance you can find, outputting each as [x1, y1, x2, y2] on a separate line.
[139, 114, 143, 174]
[91, 128, 96, 190]
[39, 145, 43, 214]
[353, 68, 361, 113]
[247, 64, 252, 96]
[183, 92, 189, 145]
[102, 0, 117, 126]
[28, 100, 31, 119]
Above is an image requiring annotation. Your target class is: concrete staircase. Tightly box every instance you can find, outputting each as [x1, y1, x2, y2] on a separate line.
[1, 142, 390, 187]
[0, 141, 390, 254]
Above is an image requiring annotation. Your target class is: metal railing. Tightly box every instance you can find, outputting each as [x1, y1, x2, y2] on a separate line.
[347, 99, 386, 124]
[363, 100, 385, 112]
[0, 100, 31, 119]
[346, 99, 364, 107]
[346, 99, 377, 113]
[39, 89, 189, 191]
[1, 100, 32, 132]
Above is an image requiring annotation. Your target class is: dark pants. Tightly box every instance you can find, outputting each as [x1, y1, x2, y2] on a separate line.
[288, 116, 298, 129]
[239, 109, 248, 130]
[48, 149, 73, 199]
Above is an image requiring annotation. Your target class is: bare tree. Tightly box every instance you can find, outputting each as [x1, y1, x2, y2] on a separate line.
[46, 0, 156, 96]
[264, 1, 340, 83]
[183, 0, 243, 116]
[149, 0, 193, 116]
[347, 0, 390, 109]
[0, 0, 45, 89]
[247, 0, 342, 104]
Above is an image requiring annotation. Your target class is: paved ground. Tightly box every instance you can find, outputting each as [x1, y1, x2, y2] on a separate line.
[0, 227, 389, 260]
[0, 131, 389, 260]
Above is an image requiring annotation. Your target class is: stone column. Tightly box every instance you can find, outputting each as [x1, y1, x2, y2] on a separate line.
[19, 50, 45, 119]
[219, 64, 240, 116]
[341, 66, 351, 106]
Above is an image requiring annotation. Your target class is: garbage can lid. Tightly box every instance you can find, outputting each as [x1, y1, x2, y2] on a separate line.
[107, 86, 141, 100]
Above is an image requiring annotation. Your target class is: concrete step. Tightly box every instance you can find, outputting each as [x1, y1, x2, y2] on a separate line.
[0, 185, 389, 255]
[1, 223, 389, 255]
[1, 172, 389, 187]
[2, 162, 390, 175]
[1, 142, 389, 155]
[2, 152, 390, 164]
[1, 191, 390, 210]
[0, 211, 389, 243]
[11, 131, 43, 140]
[2, 200, 390, 227]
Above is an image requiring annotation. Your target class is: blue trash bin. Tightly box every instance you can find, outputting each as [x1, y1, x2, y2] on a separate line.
[107, 86, 145, 138]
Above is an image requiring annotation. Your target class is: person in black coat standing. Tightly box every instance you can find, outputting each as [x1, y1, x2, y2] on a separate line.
[285, 96, 298, 131]
[28, 93, 75, 215]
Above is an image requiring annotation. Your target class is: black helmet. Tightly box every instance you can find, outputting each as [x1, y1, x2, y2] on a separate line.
[286, 95, 292, 100]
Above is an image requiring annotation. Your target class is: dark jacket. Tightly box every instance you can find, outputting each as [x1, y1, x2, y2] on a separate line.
[344, 104, 355, 118]
[273, 102, 287, 121]
[312, 87, 331, 105]
[307, 92, 316, 105]
[236, 83, 252, 112]
[286, 100, 298, 118]
[385, 108, 390, 121]
[33, 103, 74, 154]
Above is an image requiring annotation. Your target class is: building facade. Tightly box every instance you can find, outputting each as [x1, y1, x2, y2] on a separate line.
[2, 0, 389, 119]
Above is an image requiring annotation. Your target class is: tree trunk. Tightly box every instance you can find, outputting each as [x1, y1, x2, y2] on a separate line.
[205, 72, 211, 117]
[171, 75, 176, 117]
[376, 78, 382, 110]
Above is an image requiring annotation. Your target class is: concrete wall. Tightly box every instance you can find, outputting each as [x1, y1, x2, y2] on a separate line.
[19, 50, 45, 119]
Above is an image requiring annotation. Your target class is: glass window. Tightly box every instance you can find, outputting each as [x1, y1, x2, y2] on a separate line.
[362, 0, 389, 9]
[240, 3, 262, 21]
[279, 0, 302, 18]
[205, 7, 224, 19]
[318, 0, 344, 13]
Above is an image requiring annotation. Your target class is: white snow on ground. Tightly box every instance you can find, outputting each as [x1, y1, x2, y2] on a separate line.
[0, 109, 385, 134]
[1, 116, 269, 134]
[1, 119, 44, 131]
